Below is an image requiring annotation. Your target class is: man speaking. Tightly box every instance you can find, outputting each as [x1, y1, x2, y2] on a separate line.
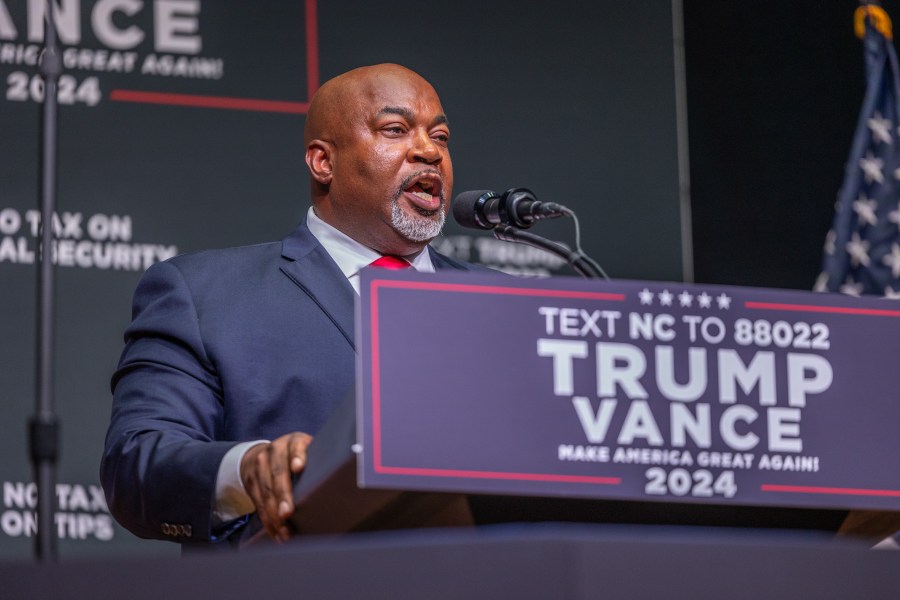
[101, 64, 488, 546]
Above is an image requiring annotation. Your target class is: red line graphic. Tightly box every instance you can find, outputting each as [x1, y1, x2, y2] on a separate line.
[305, 0, 319, 98]
[377, 465, 621, 485]
[761, 484, 900, 497]
[368, 277, 624, 484]
[372, 279, 626, 301]
[110, 0, 320, 114]
[746, 301, 900, 318]
[109, 91, 309, 113]
[370, 279, 383, 470]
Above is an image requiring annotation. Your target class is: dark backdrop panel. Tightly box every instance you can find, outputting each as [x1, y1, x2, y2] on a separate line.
[0, 0, 313, 560]
[683, 0, 896, 289]
[0, 1, 682, 559]
[314, 0, 682, 280]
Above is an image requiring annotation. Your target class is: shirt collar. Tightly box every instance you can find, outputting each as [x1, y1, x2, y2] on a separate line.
[305, 206, 435, 293]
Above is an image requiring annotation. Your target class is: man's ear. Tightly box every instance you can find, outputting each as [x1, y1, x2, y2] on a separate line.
[306, 140, 334, 184]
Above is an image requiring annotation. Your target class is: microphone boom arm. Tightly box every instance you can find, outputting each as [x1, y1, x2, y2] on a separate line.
[492, 225, 607, 280]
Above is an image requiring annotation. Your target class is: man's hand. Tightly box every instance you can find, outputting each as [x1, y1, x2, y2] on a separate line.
[239, 432, 313, 542]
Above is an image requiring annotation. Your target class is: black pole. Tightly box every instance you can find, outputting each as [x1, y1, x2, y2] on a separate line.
[31, 0, 62, 562]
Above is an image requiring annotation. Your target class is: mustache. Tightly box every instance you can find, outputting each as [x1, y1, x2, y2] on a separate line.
[395, 170, 445, 202]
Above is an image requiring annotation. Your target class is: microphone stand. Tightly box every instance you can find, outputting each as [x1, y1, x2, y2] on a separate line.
[492, 225, 607, 280]
[31, 0, 63, 562]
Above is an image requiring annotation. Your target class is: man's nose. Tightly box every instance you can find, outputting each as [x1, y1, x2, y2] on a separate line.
[408, 129, 441, 164]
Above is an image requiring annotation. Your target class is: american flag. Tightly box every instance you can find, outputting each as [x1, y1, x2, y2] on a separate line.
[817, 4, 900, 297]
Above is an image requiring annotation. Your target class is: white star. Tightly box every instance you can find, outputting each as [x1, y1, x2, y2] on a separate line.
[884, 286, 900, 299]
[893, 167, 900, 181]
[697, 292, 712, 308]
[813, 272, 829, 292]
[840, 278, 863, 297]
[716, 293, 732, 309]
[824, 229, 837, 255]
[882, 243, 900, 278]
[888, 202, 900, 228]
[868, 112, 893, 144]
[678, 291, 693, 307]
[638, 288, 654, 305]
[860, 152, 885, 184]
[658, 290, 673, 306]
[846, 232, 871, 267]
[853, 194, 879, 226]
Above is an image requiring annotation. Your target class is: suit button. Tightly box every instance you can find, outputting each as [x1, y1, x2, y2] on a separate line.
[161, 523, 171, 535]
[185, 525, 192, 537]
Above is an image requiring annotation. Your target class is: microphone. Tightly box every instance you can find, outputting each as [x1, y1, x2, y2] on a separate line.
[452, 188, 571, 230]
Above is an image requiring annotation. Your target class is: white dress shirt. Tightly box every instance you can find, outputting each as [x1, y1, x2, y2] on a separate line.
[305, 205, 435, 291]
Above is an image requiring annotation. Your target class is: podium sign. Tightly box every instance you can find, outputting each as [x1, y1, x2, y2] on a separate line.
[357, 271, 900, 511]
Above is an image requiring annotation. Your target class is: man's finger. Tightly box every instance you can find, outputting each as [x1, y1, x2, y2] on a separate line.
[269, 433, 310, 522]
[252, 446, 284, 539]
[238, 432, 314, 542]
[288, 433, 313, 473]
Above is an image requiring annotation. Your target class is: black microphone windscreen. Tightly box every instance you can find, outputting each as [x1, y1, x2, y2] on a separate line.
[452, 190, 496, 230]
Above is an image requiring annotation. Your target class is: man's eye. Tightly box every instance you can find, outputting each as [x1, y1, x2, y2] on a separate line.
[432, 133, 449, 143]
[384, 125, 406, 135]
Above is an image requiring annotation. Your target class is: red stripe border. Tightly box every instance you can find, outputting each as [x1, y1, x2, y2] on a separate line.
[368, 278, 624, 486]
[110, 0, 319, 114]
[761, 484, 900, 498]
[371, 279, 627, 301]
[378, 466, 620, 485]
[746, 301, 900, 318]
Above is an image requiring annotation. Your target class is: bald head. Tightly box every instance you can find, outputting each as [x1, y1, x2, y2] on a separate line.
[304, 64, 440, 146]
[303, 64, 453, 257]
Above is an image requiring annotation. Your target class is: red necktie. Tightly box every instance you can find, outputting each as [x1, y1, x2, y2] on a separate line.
[369, 255, 411, 270]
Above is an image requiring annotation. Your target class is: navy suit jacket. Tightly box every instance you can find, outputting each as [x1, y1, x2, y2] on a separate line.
[101, 216, 487, 544]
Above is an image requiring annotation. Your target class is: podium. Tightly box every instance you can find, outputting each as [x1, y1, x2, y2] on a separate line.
[8, 525, 900, 599]
[245, 271, 900, 545]
[241, 388, 472, 546]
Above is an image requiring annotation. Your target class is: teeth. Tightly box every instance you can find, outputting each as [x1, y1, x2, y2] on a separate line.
[411, 191, 433, 201]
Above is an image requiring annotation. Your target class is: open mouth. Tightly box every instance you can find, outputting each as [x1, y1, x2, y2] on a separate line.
[402, 173, 443, 212]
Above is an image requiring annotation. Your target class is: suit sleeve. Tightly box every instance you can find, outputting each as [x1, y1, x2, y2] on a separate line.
[100, 260, 242, 544]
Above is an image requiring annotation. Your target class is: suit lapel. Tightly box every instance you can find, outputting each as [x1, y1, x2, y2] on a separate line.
[278, 219, 475, 351]
[279, 218, 356, 351]
[429, 246, 471, 271]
